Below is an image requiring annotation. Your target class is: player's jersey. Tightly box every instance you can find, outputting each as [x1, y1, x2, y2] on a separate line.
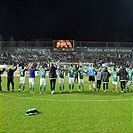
[39, 67, 47, 78]
[67, 67, 75, 78]
[57, 68, 65, 78]
[86, 67, 96, 76]
[127, 70, 133, 81]
[19, 68, 26, 77]
[29, 68, 36, 78]
[111, 71, 118, 82]
[77, 69, 85, 79]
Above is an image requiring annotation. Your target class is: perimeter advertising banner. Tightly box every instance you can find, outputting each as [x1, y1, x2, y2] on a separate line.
[76, 47, 132, 54]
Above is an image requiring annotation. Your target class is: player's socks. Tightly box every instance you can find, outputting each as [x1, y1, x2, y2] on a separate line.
[30, 87, 32, 92]
[60, 86, 62, 91]
[72, 84, 74, 90]
[32, 86, 34, 92]
[127, 86, 129, 92]
[61, 86, 63, 92]
[93, 84, 96, 91]
[81, 84, 84, 90]
[129, 85, 132, 92]
[112, 88, 114, 92]
[69, 84, 71, 90]
[63, 85, 64, 90]
[40, 86, 42, 92]
[44, 86, 46, 92]
[18, 85, 21, 92]
[19, 84, 21, 89]
[89, 85, 91, 90]
[78, 85, 81, 91]
[23, 86, 25, 91]
[116, 87, 118, 92]
[93, 84, 95, 88]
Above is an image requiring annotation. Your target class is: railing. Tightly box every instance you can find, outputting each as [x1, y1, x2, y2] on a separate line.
[0, 41, 133, 48]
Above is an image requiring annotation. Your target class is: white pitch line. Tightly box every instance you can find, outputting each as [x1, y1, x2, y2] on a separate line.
[0, 93, 132, 102]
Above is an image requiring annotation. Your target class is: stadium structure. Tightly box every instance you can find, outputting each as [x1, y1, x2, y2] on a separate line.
[0, 40, 132, 68]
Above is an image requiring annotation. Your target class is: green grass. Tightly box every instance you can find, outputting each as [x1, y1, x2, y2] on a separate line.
[0, 76, 133, 133]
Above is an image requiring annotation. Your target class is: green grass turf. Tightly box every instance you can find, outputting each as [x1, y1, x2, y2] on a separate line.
[0, 76, 133, 133]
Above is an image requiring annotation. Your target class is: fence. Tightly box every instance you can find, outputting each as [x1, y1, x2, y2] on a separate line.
[0, 40, 133, 48]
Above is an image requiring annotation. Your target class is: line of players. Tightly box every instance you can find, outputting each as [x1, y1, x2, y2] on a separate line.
[0, 63, 133, 94]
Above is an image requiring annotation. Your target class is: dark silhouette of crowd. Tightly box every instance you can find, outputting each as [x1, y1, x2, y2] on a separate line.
[0, 49, 132, 68]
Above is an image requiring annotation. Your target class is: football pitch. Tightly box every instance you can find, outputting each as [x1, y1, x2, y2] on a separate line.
[0, 76, 133, 133]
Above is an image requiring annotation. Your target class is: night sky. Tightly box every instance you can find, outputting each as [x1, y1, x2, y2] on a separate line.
[0, 0, 133, 41]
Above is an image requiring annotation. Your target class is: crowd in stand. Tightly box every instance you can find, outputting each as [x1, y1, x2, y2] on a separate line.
[0, 49, 50, 65]
[0, 49, 132, 67]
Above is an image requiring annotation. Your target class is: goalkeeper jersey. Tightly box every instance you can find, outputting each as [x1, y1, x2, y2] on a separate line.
[86, 67, 96, 76]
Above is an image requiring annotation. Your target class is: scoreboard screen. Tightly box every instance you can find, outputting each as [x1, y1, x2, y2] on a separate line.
[53, 40, 74, 51]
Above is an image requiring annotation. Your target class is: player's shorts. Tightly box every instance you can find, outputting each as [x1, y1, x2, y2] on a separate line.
[40, 78, 46, 86]
[58, 78, 64, 84]
[78, 78, 84, 84]
[20, 77, 25, 84]
[29, 78, 35, 85]
[127, 81, 132, 85]
[68, 78, 74, 84]
[89, 76, 95, 81]
[112, 81, 118, 85]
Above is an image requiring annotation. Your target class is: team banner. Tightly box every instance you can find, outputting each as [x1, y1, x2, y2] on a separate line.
[77, 47, 132, 53]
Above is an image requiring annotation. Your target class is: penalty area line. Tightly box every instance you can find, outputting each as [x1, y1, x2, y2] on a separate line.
[0, 93, 132, 102]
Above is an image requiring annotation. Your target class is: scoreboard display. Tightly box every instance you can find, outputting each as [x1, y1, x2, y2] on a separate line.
[53, 40, 74, 51]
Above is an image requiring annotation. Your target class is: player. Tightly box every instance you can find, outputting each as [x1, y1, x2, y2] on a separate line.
[18, 66, 26, 92]
[111, 68, 119, 92]
[27, 63, 39, 93]
[66, 64, 75, 93]
[86, 64, 96, 91]
[127, 66, 133, 92]
[57, 65, 65, 93]
[38, 63, 48, 94]
[76, 65, 85, 91]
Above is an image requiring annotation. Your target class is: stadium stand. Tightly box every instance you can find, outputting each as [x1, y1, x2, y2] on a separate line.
[0, 41, 132, 67]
